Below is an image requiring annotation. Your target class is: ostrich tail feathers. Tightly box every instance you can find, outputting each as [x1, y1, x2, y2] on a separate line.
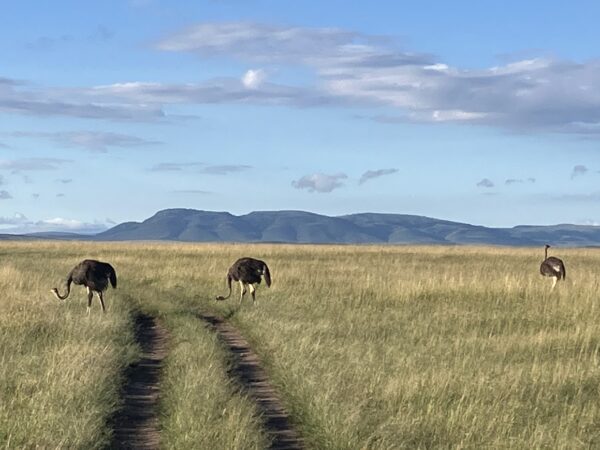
[263, 262, 272, 287]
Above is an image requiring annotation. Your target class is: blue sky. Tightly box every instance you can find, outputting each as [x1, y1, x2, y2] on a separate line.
[2, 0, 600, 233]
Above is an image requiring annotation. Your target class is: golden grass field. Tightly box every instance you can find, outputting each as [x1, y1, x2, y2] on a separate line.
[1, 241, 600, 449]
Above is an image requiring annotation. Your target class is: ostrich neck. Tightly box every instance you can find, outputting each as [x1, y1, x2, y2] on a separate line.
[545, 247, 548, 259]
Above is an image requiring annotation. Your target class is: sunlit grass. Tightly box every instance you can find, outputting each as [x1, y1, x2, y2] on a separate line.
[0, 243, 136, 448]
[2, 242, 600, 448]
[0, 242, 269, 449]
[210, 245, 600, 449]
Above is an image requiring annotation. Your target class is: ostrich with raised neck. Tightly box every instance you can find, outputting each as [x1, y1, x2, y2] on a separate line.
[216, 257, 271, 305]
[51, 259, 117, 313]
[540, 244, 566, 290]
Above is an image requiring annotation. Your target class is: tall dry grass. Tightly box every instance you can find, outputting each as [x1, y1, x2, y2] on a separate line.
[210, 245, 600, 449]
[0, 242, 136, 448]
[3, 242, 600, 448]
[0, 242, 269, 449]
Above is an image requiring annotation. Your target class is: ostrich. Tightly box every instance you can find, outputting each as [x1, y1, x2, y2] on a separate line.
[216, 257, 271, 305]
[51, 259, 117, 313]
[540, 244, 566, 289]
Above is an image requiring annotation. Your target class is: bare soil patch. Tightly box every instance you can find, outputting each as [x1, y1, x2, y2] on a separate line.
[110, 313, 169, 449]
[200, 313, 304, 450]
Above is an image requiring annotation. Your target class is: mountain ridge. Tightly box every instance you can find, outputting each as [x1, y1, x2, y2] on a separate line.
[4, 208, 597, 246]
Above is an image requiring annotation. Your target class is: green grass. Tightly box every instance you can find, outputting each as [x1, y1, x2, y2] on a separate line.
[2, 242, 600, 448]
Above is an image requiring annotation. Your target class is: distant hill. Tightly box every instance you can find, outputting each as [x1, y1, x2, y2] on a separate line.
[3, 209, 600, 246]
[91, 208, 600, 246]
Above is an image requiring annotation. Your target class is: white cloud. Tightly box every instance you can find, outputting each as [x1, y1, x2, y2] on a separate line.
[0, 214, 109, 234]
[152, 22, 600, 137]
[292, 172, 347, 193]
[242, 69, 267, 89]
[4, 22, 600, 135]
[0, 213, 27, 225]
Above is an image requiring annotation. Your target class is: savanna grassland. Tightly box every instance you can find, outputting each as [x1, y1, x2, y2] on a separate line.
[1, 242, 600, 449]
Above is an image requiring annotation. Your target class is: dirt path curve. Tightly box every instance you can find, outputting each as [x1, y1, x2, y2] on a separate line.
[200, 313, 304, 450]
[110, 313, 169, 449]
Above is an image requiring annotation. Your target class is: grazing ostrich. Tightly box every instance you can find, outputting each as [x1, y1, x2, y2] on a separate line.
[51, 259, 117, 313]
[540, 244, 566, 289]
[216, 257, 271, 305]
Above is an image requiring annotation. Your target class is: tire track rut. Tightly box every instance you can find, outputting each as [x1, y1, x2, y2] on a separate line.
[200, 313, 304, 450]
[110, 313, 168, 449]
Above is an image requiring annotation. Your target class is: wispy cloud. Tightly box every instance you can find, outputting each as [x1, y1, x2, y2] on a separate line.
[0, 158, 71, 172]
[200, 165, 252, 175]
[32, 217, 106, 233]
[549, 191, 600, 202]
[149, 162, 252, 175]
[26, 35, 74, 51]
[0, 76, 165, 121]
[55, 178, 72, 184]
[6, 22, 600, 135]
[149, 162, 201, 172]
[0, 213, 27, 225]
[292, 172, 347, 193]
[571, 165, 588, 179]
[153, 22, 600, 137]
[171, 189, 213, 195]
[359, 168, 398, 185]
[88, 25, 114, 42]
[476, 178, 494, 188]
[89, 79, 323, 108]
[26, 26, 113, 51]
[0, 190, 11, 199]
[10, 131, 161, 152]
[0, 213, 109, 234]
[505, 177, 536, 185]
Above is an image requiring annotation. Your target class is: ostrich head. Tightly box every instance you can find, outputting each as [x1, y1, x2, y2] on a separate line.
[545, 244, 551, 249]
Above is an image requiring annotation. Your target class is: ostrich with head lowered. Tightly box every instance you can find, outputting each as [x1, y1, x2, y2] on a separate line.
[216, 257, 271, 305]
[540, 244, 566, 290]
[51, 259, 117, 313]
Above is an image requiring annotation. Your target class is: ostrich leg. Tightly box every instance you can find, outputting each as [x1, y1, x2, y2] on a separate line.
[98, 291, 106, 313]
[86, 287, 93, 314]
[239, 280, 247, 304]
